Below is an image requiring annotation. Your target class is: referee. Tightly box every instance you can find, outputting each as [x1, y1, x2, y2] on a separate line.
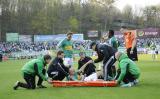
[120, 26, 138, 61]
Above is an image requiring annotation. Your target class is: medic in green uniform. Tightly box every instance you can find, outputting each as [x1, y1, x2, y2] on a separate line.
[115, 52, 140, 87]
[13, 55, 52, 90]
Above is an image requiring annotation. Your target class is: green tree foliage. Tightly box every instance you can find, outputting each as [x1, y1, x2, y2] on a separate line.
[68, 16, 79, 32]
[0, 0, 160, 41]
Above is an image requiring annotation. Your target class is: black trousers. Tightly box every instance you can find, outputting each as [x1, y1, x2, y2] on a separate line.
[0, 54, 2, 62]
[115, 68, 136, 84]
[103, 56, 116, 81]
[127, 47, 138, 61]
[18, 65, 46, 89]
[83, 64, 96, 77]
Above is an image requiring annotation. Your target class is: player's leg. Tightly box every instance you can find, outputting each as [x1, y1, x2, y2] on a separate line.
[64, 57, 73, 68]
[48, 71, 59, 80]
[103, 56, 116, 81]
[84, 64, 96, 77]
[64, 58, 70, 67]
[69, 58, 74, 68]
[0, 54, 2, 62]
[127, 47, 138, 61]
[13, 73, 36, 90]
[127, 48, 132, 60]
[132, 47, 138, 61]
[121, 66, 138, 87]
[111, 64, 116, 78]
[121, 73, 138, 87]
[155, 51, 158, 59]
[84, 73, 98, 81]
[152, 50, 156, 61]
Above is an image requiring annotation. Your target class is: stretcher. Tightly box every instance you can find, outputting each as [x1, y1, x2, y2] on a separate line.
[52, 80, 117, 87]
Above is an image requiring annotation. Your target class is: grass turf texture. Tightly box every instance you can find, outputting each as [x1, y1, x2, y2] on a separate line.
[0, 54, 160, 99]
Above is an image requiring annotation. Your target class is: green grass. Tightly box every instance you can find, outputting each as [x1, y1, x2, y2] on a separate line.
[0, 54, 160, 99]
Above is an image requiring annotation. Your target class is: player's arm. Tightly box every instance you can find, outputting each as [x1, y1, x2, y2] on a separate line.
[103, 33, 109, 40]
[94, 52, 104, 63]
[94, 46, 104, 63]
[94, 45, 108, 63]
[36, 62, 48, 81]
[56, 38, 65, 50]
[117, 62, 128, 84]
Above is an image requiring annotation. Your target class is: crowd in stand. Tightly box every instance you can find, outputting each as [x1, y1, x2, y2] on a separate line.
[137, 38, 160, 48]
[0, 38, 160, 54]
[0, 40, 92, 54]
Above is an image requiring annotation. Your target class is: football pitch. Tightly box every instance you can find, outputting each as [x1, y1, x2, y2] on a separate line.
[0, 54, 160, 99]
